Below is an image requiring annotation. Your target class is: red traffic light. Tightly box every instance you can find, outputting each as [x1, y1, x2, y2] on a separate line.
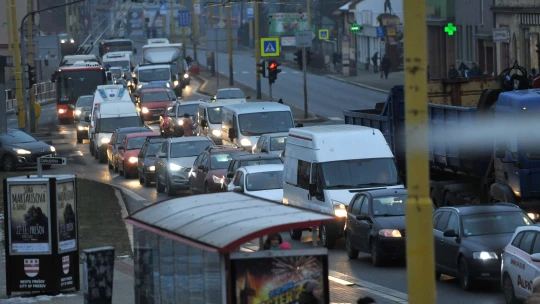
[269, 62, 277, 69]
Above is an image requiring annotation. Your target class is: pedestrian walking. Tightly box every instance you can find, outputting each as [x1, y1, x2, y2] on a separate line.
[298, 280, 323, 304]
[182, 113, 197, 137]
[371, 52, 379, 73]
[381, 54, 391, 79]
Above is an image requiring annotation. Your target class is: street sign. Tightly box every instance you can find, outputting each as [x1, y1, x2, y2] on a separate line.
[178, 10, 190, 27]
[39, 157, 67, 165]
[295, 30, 312, 48]
[194, 3, 200, 15]
[376, 26, 385, 38]
[261, 37, 280, 57]
[318, 29, 329, 40]
[350, 23, 361, 34]
[247, 7, 254, 19]
[493, 28, 510, 43]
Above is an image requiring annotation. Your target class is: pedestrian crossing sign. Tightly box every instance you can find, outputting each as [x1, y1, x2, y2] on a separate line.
[261, 37, 280, 57]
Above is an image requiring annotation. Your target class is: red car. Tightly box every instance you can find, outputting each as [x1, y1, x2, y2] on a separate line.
[136, 88, 175, 123]
[117, 132, 159, 178]
[159, 106, 174, 137]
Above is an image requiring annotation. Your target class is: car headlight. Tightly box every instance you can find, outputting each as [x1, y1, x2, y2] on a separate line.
[148, 165, 155, 172]
[137, 84, 142, 89]
[169, 163, 183, 171]
[528, 213, 540, 220]
[212, 175, 223, 184]
[473, 251, 498, 260]
[60, 39, 66, 43]
[70, 39, 75, 43]
[58, 109, 66, 114]
[75, 110, 82, 116]
[100, 137, 111, 144]
[128, 157, 138, 163]
[15, 149, 31, 155]
[379, 229, 402, 238]
[50, 146, 56, 152]
[141, 107, 149, 114]
[184, 73, 189, 79]
[211, 129, 221, 137]
[332, 201, 347, 217]
[174, 80, 179, 86]
[240, 138, 251, 147]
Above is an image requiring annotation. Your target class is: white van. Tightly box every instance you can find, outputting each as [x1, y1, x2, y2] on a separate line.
[102, 51, 134, 72]
[221, 102, 300, 148]
[88, 84, 132, 138]
[198, 100, 245, 144]
[282, 125, 404, 249]
[90, 101, 142, 163]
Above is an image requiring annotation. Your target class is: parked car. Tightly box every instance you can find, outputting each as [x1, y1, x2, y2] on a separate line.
[155, 136, 215, 196]
[222, 154, 283, 191]
[433, 204, 533, 291]
[0, 129, 56, 171]
[107, 126, 152, 172]
[229, 164, 284, 202]
[188, 145, 248, 194]
[252, 132, 288, 155]
[116, 132, 159, 178]
[137, 137, 166, 187]
[344, 188, 408, 266]
[136, 88, 176, 123]
[166, 101, 205, 137]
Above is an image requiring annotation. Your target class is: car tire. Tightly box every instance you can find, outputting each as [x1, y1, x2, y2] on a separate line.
[290, 229, 302, 240]
[77, 138, 82, 144]
[119, 163, 124, 176]
[320, 224, 336, 249]
[205, 183, 210, 193]
[98, 151, 106, 163]
[123, 162, 130, 178]
[156, 174, 165, 193]
[2, 155, 17, 172]
[114, 160, 119, 173]
[165, 175, 175, 196]
[371, 239, 384, 267]
[458, 257, 473, 291]
[503, 273, 520, 304]
[139, 172, 144, 185]
[143, 174, 152, 187]
[345, 234, 359, 259]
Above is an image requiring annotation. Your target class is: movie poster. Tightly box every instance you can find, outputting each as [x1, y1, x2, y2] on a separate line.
[57, 181, 76, 253]
[232, 253, 325, 304]
[8, 183, 51, 254]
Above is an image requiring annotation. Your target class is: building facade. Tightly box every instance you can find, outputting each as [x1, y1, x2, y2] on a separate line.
[426, 0, 456, 79]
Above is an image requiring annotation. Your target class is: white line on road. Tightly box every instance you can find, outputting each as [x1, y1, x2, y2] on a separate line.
[328, 117, 344, 121]
[115, 185, 147, 201]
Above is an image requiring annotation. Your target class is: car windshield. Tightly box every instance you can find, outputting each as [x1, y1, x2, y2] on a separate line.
[76, 96, 93, 107]
[103, 41, 132, 53]
[97, 117, 142, 133]
[321, 158, 400, 189]
[217, 89, 244, 99]
[207, 106, 222, 124]
[246, 171, 284, 191]
[127, 137, 151, 150]
[177, 104, 199, 118]
[138, 68, 169, 82]
[142, 91, 171, 102]
[270, 136, 287, 151]
[372, 195, 407, 216]
[0, 130, 37, 144]
[110, 69, 122, 78]
[145, 142, 163, 156]
[238, 111, 294, 136]
[239, 158, 283, 168]
[462, 211, 533, 236]
[210, 153, 241, 170]
[170, 141, 213, 158]
[58, 70, 105, 103]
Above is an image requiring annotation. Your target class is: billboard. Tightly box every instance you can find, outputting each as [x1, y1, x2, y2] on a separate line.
[269, 13, 312, 37]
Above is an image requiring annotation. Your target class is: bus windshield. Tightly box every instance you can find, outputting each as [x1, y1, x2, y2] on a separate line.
[57, 70, 105, 104]
[103, 41, 133, 54]
[104, 60, 130, 69]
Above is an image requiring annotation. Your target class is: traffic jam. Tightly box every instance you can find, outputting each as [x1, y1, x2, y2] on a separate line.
[4, 35, 540, 303]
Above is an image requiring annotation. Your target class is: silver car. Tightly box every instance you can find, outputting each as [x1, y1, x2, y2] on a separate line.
[155, 136, 215, 196]
[74, 95, 93, 122]
[252, 132, 288, 156]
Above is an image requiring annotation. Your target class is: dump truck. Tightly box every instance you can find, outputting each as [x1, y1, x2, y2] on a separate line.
[343, 73, 540, 218]
[140, 43, 189, 90]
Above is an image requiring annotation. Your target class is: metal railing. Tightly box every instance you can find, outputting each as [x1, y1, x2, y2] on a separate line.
[5, 81, 56, 111]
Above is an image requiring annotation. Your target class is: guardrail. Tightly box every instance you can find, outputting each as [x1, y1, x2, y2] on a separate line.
[5, 81, 56, 111]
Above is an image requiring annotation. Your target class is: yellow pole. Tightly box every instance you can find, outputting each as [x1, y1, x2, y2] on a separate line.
[404, 0, 435, 303]
[27, 0, 34, 64]
[6, 0, 12, 57]
[254, 1, 261, 99]
[227, 2, 233, 86]
[181, 0, 186, 58]
[66, 0, 71, 39]
[170, 0, 175, 43]
[10, 0, 25, 128]
[209, 4, 215, 76]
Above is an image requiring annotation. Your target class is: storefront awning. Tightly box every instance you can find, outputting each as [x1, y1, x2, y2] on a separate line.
[125, 192, 335, 253]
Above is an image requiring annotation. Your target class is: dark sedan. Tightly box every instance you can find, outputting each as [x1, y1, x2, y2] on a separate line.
[433, 204, 533, 291]
[0, 129, 57, 171]
[76, 108, 91, 143]
[137, 137, 165, 187]
[345, 188, 408, 266]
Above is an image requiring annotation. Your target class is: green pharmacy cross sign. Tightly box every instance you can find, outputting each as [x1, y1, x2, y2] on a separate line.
[350, 23, 361, 34]
[445, 23, 457, 36]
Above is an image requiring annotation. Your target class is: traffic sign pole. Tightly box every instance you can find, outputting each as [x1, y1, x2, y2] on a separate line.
[268, 78, 273, 101]
[254, 2, 261, 99]
[302, 44, 308, 119]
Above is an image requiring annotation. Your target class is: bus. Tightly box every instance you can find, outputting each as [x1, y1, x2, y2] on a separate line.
[99, 38, 136, 57]
[52, 60, 107, 124]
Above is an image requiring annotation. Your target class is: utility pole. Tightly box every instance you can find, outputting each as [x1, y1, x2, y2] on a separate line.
[10, 0, 25, 129]
[227, 2, 233, 86]
[209, 4, 215, 76]
[27, 0, 35, 132]
[404, 1, 435, 303]
[193, 0, 199, 61]
[75, 2, 80, 39]
[302, 14, 308, 119]
[66, 0, 71, 40]
[6, 0, 12, 57]
[254, 1, 261, 99]
[170, 0, 175, 43]
[181, 0, 186, 58]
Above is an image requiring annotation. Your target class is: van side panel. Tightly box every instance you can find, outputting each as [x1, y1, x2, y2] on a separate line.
[221, 108, 234, 145]
[283, 140, 314, 209]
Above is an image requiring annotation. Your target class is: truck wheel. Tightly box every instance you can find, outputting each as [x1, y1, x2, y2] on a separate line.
[319, 224, 336, 249]
[289, 229, 302, 240]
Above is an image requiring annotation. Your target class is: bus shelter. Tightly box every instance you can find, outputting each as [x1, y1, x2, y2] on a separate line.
[124, 192, 335, 304]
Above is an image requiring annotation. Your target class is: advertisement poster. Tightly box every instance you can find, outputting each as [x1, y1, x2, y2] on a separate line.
[129, 8, 143, 29]
[57, 181, 77, 253]
[269, 13, 311, 37]
[8, 183, 51, 254]
[232, 252, 326, 304]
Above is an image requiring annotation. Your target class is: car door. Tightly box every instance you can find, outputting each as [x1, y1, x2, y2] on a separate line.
[439, 211, 462, 271]
[168, 104, 179, 135]
[515, 231, 537, 296]
[190, 154, 203, 191]
[522, 232, 540, 298]
[137, 142, 148, 174]
[198, 106, 207, 136]
[433, 211, 451, 271]
[192, 153, 207, 192]
[199, 154, 210, 189]
[118, 138, 128, 168]
[232, 171, 244, 191]
[356, 197, 372, 251]
[108, 132, 117, 161]
[346, 196, 365, 249]
[156, 141, 169, 184]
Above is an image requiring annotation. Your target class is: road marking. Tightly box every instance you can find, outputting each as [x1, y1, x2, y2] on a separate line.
[115, 185, 147, 201]
[241, 71, 249, 74]
[114, 188, 133, 251]
[328, 276, 354, 286]
[328, 117, 343, 121]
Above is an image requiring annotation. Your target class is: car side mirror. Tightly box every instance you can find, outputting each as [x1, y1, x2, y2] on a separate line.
[233, 186, 244, 193]
[355, 215, 370, 222]
[228, 128, 237, 139]
[226, 172, 234, 178]
[443, 229, 459, 238]
[532, 253, 540, 262]
[246, 96, 251, 99]
[260, 148, 268, 153]
[84, 116, 90, 122]
[295, 123, 304, 128]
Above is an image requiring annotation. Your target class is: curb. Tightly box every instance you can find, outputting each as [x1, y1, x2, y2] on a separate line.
[325, 75, 390, 93]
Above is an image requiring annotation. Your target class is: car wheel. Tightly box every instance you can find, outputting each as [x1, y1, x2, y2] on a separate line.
[205, 183, 211, 193]
[156, 174, 165, 193]
[114, 160, 119, 173]
[345, 234, 359, 259]
[77, 138, 82, 144]
[165, 175, 175, 196]
[371, 239, 384, 267]
[118, 162, 124, 176]
[139, 172, 144, 184]
[2, 155, 17, 172]
[319, 224, 336, 249]
[503, 273, 520, 304]
[143, 174, 152, 187]
[123, 162, 130, 178]
[289, 229, 302, 240]
[458, 257, 473, 291]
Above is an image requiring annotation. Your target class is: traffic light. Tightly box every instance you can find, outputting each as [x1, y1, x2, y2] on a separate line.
[257, 60, 267, 78]
[27, 64, 36, 89]
[306, 50, 314, 65]
[293, 50, 302, 68]
[267, 60, 282, 84]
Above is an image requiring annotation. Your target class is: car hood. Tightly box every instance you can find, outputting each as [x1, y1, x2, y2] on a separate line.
[247, 189, 283, 203]
[10, 141, 51, 153]
[373, 215, 406, 231]
[141, 101, 174, 109]
[464, 233, 514, 252]
[170, 156, 197, 168]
